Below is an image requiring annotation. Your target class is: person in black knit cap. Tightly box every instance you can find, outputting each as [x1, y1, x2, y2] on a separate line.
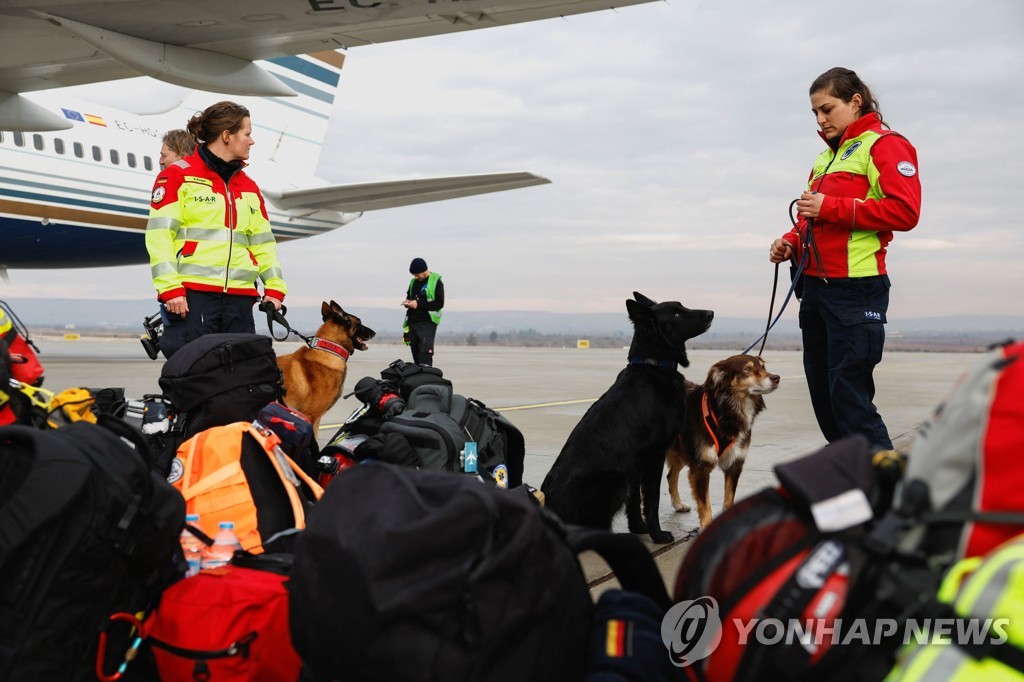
[401, 257, 444, 367]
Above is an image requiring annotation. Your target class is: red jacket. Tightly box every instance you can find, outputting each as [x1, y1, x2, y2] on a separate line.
[781, 113, 921, 279]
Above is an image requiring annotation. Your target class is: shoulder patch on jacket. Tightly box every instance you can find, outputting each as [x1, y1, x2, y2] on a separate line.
[897, 161, 917, 177]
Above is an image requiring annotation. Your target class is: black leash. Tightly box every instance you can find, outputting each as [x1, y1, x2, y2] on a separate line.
[259, 301, 352, 360]
[743, 200, 813, 355]
[259, 301, 310, 344]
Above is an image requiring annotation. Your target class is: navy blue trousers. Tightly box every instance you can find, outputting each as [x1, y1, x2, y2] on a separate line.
[798, 275, 892, 449]
[160, 290, 257, 359]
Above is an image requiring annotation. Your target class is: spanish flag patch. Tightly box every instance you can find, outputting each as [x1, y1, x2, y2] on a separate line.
[605, 619, 633, 658]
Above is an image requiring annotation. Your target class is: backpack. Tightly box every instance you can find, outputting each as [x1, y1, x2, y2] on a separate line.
[254, 401, 319, 479]
[158, 333, 282, 450]
[894, 339, 1024, 563]
[144, 552, 301, 681]
[379, 357, 452, 400]
[850, 338, 1024, 679]
[288, 463, 670, 682]
[0, 418, 186, 681]
[671, 340, 1024, 682]
[380, 383, 525, 487]
[670, 435, 903, 682]
[169, 421, 323, 553]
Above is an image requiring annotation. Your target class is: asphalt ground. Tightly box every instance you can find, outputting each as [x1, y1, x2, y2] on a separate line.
[35, 337, 983, 598]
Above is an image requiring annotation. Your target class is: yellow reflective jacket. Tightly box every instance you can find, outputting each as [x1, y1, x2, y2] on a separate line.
[145, 149, 287, 303]
[886, 534, 1024, 681]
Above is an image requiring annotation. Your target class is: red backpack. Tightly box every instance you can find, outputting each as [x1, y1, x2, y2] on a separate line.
[144, 555, 300, 681]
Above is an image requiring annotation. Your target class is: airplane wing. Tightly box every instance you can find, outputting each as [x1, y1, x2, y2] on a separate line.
[265, 172, 550, 213]
[0, 0, 657, 97]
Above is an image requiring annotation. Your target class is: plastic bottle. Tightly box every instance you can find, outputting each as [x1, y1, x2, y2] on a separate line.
[200, 521, 242, 570]
[180, 513, 204, 578]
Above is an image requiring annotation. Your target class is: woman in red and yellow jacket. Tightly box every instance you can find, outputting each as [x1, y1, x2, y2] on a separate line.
[769, 67, 921, 449]
[146, 101, 286, 359]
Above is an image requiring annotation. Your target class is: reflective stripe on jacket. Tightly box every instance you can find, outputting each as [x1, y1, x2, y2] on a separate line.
[782, 113, 921, 279]
[145, 150, 287, 302]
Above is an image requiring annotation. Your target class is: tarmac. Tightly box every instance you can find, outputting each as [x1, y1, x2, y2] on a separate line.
[36, 336, 984, 600]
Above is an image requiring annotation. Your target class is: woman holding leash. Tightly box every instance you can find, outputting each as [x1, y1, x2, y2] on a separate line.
[146, 101, 287, 359]
[769, 67, 921, 449]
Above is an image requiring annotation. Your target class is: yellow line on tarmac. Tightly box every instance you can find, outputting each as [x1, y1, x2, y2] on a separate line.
[495, 398, 598, 412]
[319, 397, 598, 430]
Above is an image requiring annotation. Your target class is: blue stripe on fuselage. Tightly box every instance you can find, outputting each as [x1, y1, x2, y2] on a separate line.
[0, 215, 322, 268]
[0, 216, 147, 268]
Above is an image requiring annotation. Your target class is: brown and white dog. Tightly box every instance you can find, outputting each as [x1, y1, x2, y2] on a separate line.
[665, 354, 779, 529]
[277, 300, 375, 436]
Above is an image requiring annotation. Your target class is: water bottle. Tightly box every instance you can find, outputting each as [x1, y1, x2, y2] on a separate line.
[180, 513, 204, 578]
[200, 521, 242, 570]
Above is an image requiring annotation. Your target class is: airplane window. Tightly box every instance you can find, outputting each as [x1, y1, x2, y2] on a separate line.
[54, 139, 66, 155]
[127, 152, 137, 168]
[74, 142, 84, 158]
[110, 149, 120, 165]
[13, 132, 25, 147]
[33, 134, 44, 151]
[92, 145, 101, 161]
[144, 156, 153, 171]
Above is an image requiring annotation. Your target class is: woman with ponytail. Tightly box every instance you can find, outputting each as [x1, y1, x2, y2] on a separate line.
[768, 67, 921, 449]
[145, 101, 287, 358]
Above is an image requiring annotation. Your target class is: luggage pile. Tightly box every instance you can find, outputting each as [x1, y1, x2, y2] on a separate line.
[5, 310, 1023, 681]
[317, 358, 527, 490]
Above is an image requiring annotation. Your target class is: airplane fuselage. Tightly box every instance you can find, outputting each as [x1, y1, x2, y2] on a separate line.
[0, 96, 344, 269]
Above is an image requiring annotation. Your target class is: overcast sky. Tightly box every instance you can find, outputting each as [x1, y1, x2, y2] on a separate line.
[6, 0, 1024, 322]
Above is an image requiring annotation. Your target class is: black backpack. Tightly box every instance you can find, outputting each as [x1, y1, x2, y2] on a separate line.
[379, 384, 525, 487]
[379, 358, 452, 400]
[0, 418, 186, 681]
[157, 333, 282, 471]
[288, 463, 670, 682]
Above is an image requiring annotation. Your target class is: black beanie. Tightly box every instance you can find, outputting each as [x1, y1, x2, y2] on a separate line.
[409, 257, 428, 274]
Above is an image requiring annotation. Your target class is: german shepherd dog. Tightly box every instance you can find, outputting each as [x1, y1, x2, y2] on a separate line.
[541, 292, 713, 544]
[665, 354, 779, 529]
[277, 300, 375, 436]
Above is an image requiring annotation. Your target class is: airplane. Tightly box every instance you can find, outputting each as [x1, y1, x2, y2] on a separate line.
[0, 0, 656, 273]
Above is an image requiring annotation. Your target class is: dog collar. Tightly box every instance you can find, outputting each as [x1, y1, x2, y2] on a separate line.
[627, 356, 678, 371]
[701, 390, 735, 455]
[308, 336, 350, 360]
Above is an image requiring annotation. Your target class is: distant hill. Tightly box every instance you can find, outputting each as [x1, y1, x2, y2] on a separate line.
[2, 297, 1020, 349]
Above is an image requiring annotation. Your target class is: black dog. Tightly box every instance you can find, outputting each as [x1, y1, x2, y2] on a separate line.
[541, 292, 713, 543]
